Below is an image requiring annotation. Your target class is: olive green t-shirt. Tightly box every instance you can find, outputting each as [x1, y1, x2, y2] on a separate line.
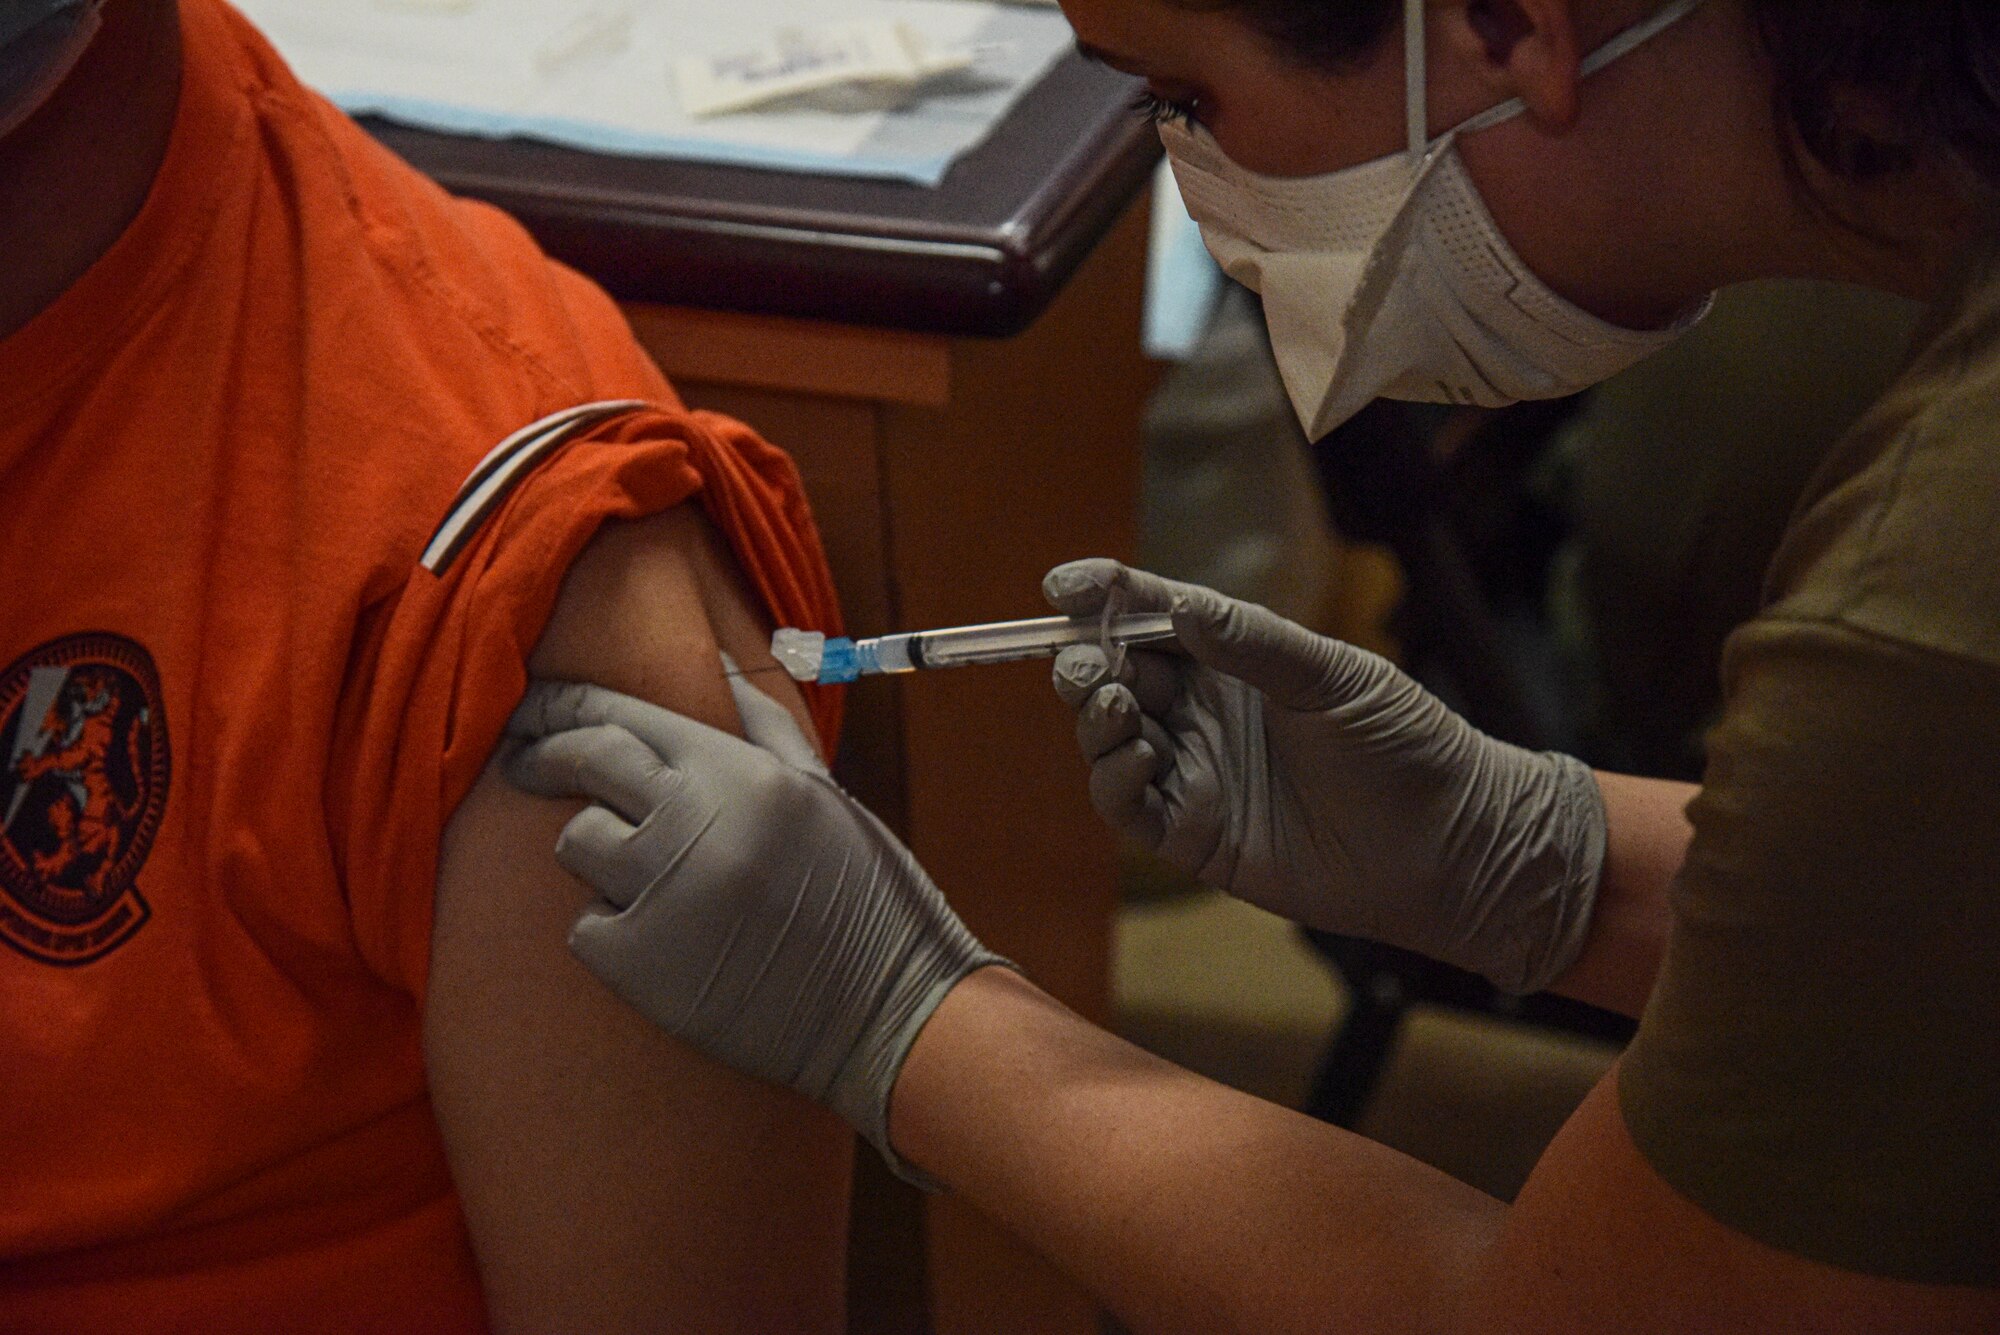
[1618, 238, 2000, 1286]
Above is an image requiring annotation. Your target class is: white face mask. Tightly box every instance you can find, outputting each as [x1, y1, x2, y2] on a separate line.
[0, 0, 104, 142]
[1162, 0, 1711, 441]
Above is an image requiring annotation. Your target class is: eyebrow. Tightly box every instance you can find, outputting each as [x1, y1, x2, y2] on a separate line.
[1073, 40, 1144, 75]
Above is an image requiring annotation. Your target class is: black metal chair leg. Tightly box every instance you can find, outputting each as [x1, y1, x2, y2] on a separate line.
[1301, 969, 1409, 1129]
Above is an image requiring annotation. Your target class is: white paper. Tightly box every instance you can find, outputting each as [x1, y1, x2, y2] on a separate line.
[233, 0, 1075, 184]
[676, 22, 974, 118]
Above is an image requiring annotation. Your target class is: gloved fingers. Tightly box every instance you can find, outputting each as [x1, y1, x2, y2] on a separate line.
[567, 903, 627, 986]
[1137, 714, 1175, 768]
[508, 679, 612, 741]
[1055, 631, 1178, 694]
[1043, 559, 1195, 619]
[505, 724, 681, 821]
[1053, 643, 1120, 710]
[552, 804, 649, 907]
[721, 651, 830, 777]
[1087, 738, 1168, 849]
[568, 904, 686, 1023]
[509, 678, 683, 746]
[1165, 585, 1359, 712]
[1153, 762, 1229, 882]
[1124, 647, 1182, 715]
[1073, 682, 1142, 760]
[1041, 558, 1124, 617]
[511, 678, 752, 773]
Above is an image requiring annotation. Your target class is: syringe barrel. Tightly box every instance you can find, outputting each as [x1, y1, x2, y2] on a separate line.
[900, 612, 1174, 670]
[850, 635, 914, 675]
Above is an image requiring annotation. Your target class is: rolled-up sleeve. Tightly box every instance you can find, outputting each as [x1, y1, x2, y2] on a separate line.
[324, 407, 843, 1003]
[1618, 618, 2000, 1286]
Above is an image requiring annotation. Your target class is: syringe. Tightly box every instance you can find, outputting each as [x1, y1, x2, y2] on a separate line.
[771, 612, 1176, 685]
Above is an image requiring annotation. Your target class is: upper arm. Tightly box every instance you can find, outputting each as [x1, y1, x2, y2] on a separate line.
[1469, 621, 2000, 1331]
[1468, 1073, 1998, 1335]
[424, 505, 849, 1333]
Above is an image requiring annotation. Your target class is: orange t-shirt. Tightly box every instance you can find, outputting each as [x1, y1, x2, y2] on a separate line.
[0, 1, 840, 1328]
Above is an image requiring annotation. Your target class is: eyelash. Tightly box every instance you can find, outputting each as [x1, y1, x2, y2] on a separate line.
[1129, 89, 1201, 127]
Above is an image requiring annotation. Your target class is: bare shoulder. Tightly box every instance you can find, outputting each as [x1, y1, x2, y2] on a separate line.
[1467, 1071, 1999, 1334]
[425, 502, 847, 1333]
[528, 503, 818, 743]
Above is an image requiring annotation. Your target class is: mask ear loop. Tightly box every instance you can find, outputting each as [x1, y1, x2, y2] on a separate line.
[1418, 0, 1709, 148]
[1404, 0, 1428, 161]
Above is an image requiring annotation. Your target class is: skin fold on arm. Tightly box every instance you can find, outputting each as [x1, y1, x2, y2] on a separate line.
[424, 505, 852, 1333]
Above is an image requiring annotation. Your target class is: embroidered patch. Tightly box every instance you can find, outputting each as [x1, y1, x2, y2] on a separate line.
[0, 634, 169, 965]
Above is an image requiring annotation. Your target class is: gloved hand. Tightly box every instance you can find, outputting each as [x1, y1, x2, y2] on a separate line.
[505, 666, 1009, 1187]
[1044, 559, 1606, 995]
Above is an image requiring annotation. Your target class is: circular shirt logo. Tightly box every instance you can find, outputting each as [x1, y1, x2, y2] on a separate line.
[0, 634, 168, 965]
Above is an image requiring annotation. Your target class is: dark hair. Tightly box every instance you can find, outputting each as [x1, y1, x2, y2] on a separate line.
[1185, 0, 2000, 189]
[1755, 3, 2000, 186]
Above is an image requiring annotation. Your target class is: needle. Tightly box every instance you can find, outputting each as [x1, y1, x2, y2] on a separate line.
[721, 662, 795, 680]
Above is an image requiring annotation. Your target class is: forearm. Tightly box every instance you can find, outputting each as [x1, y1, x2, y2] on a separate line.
[889, 968, 1506, 1335]
[1545, 772, 1694, 1018]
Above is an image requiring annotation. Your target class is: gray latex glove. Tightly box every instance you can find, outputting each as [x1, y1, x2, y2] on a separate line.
[505, 664, 1009, 1187]
[1044, 559, 1606, 995]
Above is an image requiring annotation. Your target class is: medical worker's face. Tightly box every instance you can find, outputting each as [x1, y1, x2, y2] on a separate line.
[1063, 0, 1424, 176]
[1059, 0, 1788, 330]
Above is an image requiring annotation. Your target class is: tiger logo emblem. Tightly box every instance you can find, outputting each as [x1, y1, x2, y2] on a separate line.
[0, 634, 168, 965]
